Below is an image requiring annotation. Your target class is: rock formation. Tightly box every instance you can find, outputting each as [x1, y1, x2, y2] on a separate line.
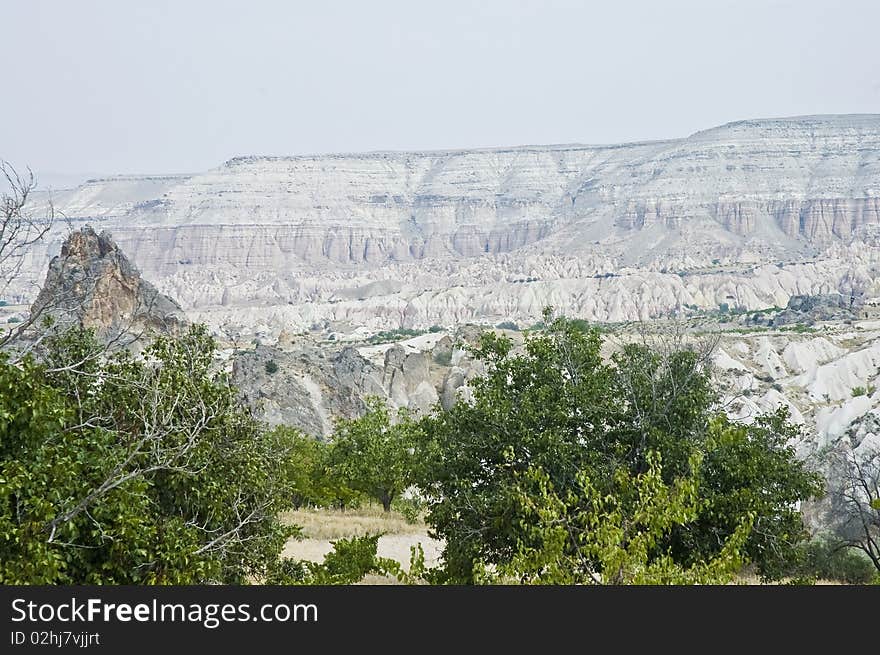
[231, 327, 484, 436]
[772, 293, 860, 326]
[30, 226, 186, 340]
[13, 114, 878, 340]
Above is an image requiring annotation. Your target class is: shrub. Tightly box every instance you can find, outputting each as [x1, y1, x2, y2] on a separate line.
[797, 539, 876, 584]
[495, 321, 519, 331]
[268, 534, 385, 585]
[392, 494, 427, 524]
[265, 359, 279, 375]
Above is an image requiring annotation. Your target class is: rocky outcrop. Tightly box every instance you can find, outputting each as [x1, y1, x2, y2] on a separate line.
[30, 226, 186, 340]
[712, 202, 757, 236]
[769, 198, 880, 241]
[231, 328, 479, 435]
[772, 293, 860, 326]
[231, 344, 337, 436]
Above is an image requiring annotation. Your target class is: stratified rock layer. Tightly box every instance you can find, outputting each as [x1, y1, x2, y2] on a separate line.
[16, 114, 880, 339]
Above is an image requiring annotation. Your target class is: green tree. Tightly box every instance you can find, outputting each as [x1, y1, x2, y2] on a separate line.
[610, 337, 822, 578]
[1, 325, 299, 584]
[0, 352, 138, 584]
[273, 425, 362, 510]
[329, 398, 419, 512]
[671, 412, 823, 579]
[417, 312, 616, 581]
[417, 310, 821, 583]
[481, 453, 752, 585]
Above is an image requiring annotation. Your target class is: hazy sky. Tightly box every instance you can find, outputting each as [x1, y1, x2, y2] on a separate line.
[2, 0, 878, 184]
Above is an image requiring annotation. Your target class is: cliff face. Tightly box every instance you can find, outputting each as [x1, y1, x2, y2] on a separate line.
[31, 226, 186, 339]
[43, 114, 880, 265]
[231, 328, 487, 436]
[17, 114, 880, 338]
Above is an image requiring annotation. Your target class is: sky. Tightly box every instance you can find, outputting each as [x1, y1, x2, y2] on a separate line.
[2, 0, 879, 185]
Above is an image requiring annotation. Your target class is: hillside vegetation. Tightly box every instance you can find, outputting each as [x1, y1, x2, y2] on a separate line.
[4, 311, 876, 585]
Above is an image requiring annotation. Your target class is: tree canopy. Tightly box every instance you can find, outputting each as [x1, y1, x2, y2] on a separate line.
[480, 452, 752, 585]
[416, 312, 823, 583]
[0, 325, 298, 583]
[328, 398, 420, 512]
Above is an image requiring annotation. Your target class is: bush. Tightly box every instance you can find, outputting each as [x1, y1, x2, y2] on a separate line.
[495, 321, 520, 331]
[265, 359, 279, 375]
[266, 535, 382, 585]
[392, 494, 426, 524]
[268, 534, 406, 585]
[797, 540, 876, 584]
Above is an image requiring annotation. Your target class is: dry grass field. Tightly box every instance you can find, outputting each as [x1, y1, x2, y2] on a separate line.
[280, 505, 444, 580]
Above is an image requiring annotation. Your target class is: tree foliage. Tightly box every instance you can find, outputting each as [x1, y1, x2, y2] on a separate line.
[672, 411, 824, 579]
[0, 325, 298, 583]
[417, 311, 822, 583]
[480, 453, 752, 585]
[272, 425, 362, 510]
[328, 398, 419, 512]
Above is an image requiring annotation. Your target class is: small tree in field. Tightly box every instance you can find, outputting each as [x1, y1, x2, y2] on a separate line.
[328, 398, 419, 512]
[271, 426, 362, 510]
